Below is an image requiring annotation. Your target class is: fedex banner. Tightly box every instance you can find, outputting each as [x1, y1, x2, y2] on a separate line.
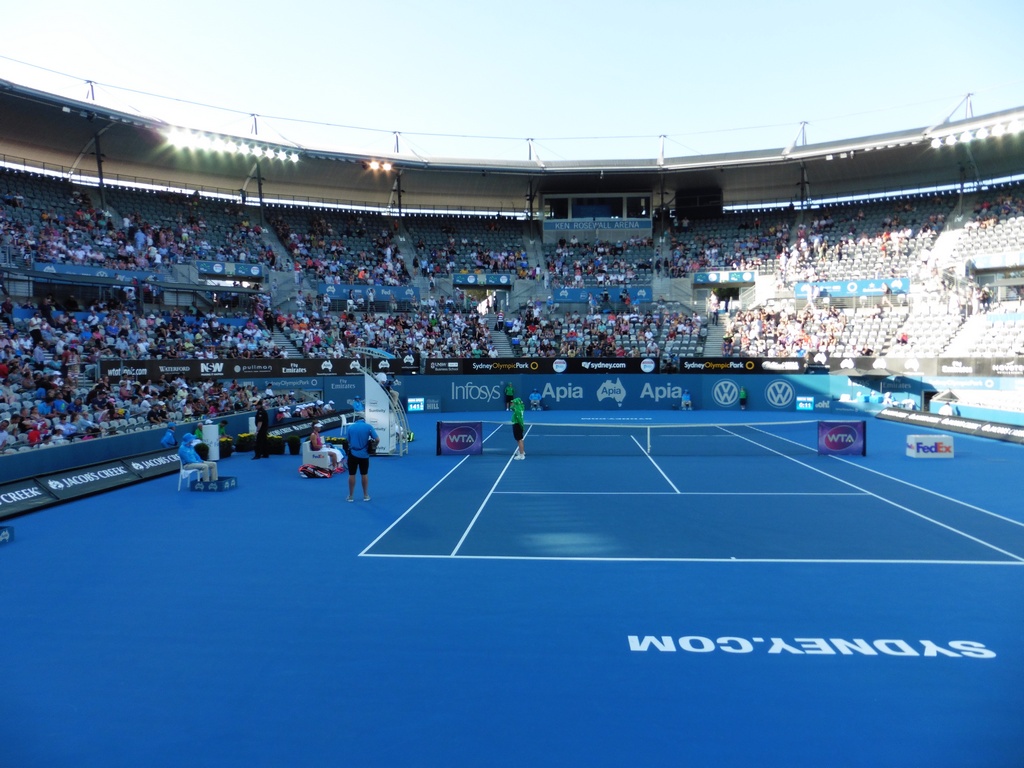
[437, 421, 484, 456]
[817, 421, 867, 456]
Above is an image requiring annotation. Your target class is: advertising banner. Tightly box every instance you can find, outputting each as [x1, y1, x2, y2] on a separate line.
[319, 284, 421, 303]
[876, 407, 1024, 445]
[363, 372, 394, 454]
[39, 461, 138, 501]
[196, 261, 264, 278]
[548, 286, 655, 304]
[0, 480, 57, 520]
[817, 420, 867, 455]
[436, 421, 484, 456]
[693, 271, 757, 285]
[452, 273, 515, 287]
[795, 277, 910, 298]
[100, 357, 366, 381]
[124, 450, 182, 479]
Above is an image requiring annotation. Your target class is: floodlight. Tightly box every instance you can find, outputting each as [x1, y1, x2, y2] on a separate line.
[975, 127, 989, 140]
[368, 160, 381, 170]
[381, 162, 392, 172]
[930, 138, 942, 149]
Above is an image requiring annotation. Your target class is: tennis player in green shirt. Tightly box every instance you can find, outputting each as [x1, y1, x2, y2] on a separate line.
[511, 396, 526, 460]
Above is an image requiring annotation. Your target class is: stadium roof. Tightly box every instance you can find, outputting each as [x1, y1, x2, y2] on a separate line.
[2, 78, 1023, 215]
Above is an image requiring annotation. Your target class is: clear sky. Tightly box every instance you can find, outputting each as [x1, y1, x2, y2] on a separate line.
[2, 0, 1023, 163]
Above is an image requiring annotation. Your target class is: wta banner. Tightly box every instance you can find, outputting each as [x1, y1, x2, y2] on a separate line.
[817, 420, 867, 455]
[437, 421, 484, 456]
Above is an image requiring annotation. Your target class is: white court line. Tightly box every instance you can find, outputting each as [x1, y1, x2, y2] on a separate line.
[722, 427, 1024, 563]
[631, 434, 682, 493]
[361, 422, 507, 556]
[361, 552, 1024, 566]
[748, 424, 1024, 530]
[449, 451, 518, 557]
[491, 491, 868, 496]
[359, 454, 471, 556]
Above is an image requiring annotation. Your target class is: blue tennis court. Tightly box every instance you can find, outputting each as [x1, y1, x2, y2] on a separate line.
[2, 411, 1023, 767]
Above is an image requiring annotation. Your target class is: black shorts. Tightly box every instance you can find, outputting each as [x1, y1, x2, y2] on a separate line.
[512, 423, 524, 441]
[350, 456, 370, 475]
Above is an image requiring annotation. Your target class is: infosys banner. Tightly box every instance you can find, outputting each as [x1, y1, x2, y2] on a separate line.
[436, 421, 484, 456]
[817, 420, 866, 456]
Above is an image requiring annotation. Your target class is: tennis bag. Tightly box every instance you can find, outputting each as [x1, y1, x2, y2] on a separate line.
[298, 463, 333, 479]
[367, 436, 379, 455]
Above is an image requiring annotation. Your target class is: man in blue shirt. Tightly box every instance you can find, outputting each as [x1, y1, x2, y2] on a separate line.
[345, 414, 379, 503]
[161, 422, 178, 449]
[178, 434, 218, 482]
[528, 388, 543, 411]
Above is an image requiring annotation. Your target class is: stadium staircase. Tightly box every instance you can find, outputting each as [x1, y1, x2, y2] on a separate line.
[494, 330, 515, 356]
[270, 328, 302, 357]
[700, 316, 726, 355]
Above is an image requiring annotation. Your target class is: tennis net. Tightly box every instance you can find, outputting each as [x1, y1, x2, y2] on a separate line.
[441, 419, 828, 457]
